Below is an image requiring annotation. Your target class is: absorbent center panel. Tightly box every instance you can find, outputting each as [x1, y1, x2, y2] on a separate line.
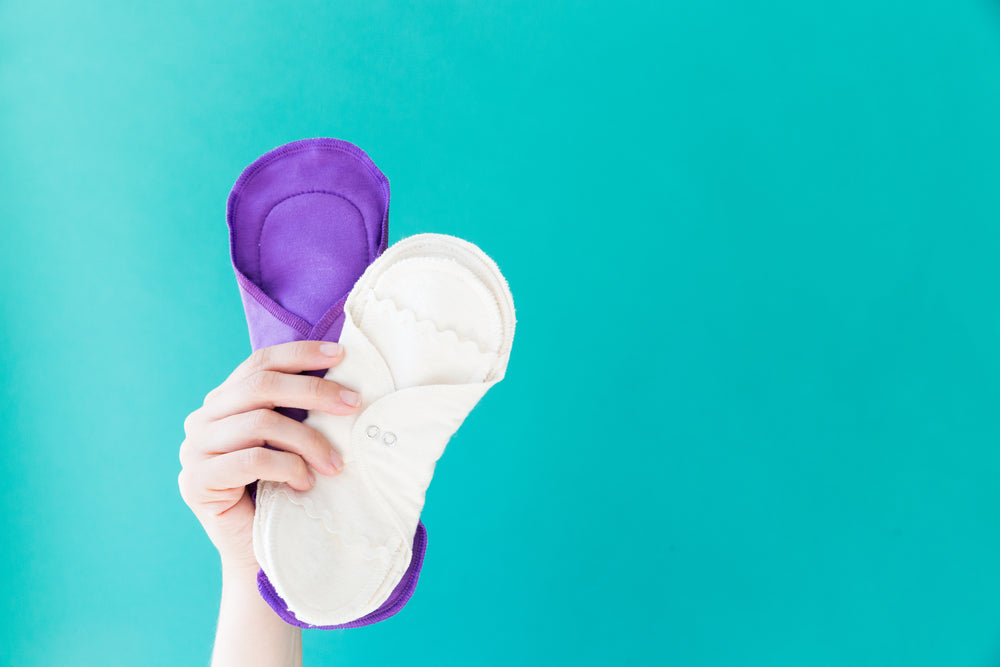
[258, 192, 370, 324]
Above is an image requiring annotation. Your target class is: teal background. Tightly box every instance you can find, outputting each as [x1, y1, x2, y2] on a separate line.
[3, 1, 1000, 665]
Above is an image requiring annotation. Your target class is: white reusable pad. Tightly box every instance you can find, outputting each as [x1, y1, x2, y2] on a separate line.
[253, 233, 516, 626]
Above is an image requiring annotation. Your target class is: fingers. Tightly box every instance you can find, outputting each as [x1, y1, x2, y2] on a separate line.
[186, 341, 359, 432]
[197, 409, 343, 475]
[202, 447, 316, 494]
[179, 340, 354, 516]
[226, 340, 346, 386]
[201, 371, 362, 422]
[177, 446, 316, 517]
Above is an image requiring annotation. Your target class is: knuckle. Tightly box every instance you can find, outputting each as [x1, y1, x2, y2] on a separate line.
[245, 408, 274, 433]
[305, 375, 328, 401]
[240, 446, 267, 471]
[202, 386, 220, 407]
[182, 411, 200, 437]
[248, 347, 272, 372]
[247, 370, 276, 396]
[178, 438, 192, 465]
[177, 470, 191, 501]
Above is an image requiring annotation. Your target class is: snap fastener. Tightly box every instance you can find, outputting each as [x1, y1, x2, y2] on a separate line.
[366, 425, 380, 439]
[382, 432, 397, 446]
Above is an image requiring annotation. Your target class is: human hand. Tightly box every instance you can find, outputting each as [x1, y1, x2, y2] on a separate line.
[178, 340, 361, 573]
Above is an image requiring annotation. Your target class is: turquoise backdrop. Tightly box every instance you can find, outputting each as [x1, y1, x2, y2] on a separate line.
[3, 1, 1000, 665]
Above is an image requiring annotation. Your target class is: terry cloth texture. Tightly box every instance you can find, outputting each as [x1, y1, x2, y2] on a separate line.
[228, 138, 428, 629]
[253, 233, 516, 626]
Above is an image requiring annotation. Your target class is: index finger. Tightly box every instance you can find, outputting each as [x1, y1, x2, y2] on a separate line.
[225, 340, 345, 386]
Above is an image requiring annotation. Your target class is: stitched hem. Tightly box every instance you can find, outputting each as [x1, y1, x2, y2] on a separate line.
[257, 521, 427, 629]
[227, 138, 390, 334]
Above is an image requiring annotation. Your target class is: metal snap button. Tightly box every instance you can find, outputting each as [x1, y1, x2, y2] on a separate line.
[382, 432, 397, 446]
[366, 425, 380, 439]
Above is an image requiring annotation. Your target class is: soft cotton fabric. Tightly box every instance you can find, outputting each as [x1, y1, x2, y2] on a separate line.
[253, 234, 516, 626]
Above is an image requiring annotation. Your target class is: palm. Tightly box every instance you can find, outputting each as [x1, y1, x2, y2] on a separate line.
[201, 488, 258, 568]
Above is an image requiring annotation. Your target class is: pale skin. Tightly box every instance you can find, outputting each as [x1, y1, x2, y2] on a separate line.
[178, 340, 362, 667]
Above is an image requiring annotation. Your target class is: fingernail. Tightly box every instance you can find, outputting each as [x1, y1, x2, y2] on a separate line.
[340, 389, 361, 407]
[330, 450, 344, 473]
[307, 469, 316, 486]
[320, 342, 343, 357]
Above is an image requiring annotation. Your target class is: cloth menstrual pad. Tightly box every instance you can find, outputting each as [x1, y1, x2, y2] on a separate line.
[252, 233, 516, 626]
[227, 138, 427, 628]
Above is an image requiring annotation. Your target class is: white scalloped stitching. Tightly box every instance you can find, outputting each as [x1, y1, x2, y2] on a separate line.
[362, 292, 500, 357]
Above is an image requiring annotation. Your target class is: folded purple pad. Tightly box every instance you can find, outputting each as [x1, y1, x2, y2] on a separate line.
[226, 137, 427, 628]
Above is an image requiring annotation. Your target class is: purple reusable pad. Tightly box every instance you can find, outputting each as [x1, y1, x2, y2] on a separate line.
[227, 138, 427, 629]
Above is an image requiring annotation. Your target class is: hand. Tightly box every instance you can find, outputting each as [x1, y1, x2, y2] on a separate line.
[178, 340, 362, 572]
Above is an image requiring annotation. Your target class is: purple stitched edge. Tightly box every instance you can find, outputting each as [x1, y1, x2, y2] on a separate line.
[256, 523, 428, 629]
[227, 138, 392, 338]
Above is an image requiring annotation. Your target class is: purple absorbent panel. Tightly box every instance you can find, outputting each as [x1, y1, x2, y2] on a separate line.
[227, 137, 427, 629]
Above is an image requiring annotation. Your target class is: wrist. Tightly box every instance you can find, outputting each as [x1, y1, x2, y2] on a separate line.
[221, 558, 261, 585]
[213, 560, 301, 667]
